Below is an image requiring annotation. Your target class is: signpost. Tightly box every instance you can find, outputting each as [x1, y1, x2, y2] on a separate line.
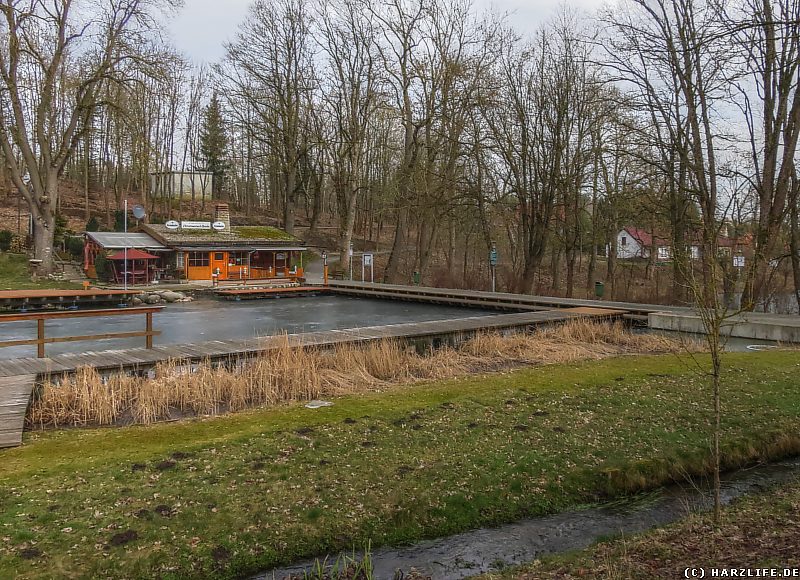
[362, 253, 374, 283]
[733, 255, 745, 269]
[322, 251, 328, 286]
[489, 241, 498, 293]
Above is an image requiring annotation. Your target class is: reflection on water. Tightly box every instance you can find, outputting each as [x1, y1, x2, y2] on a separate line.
[0, 296, 496, 360]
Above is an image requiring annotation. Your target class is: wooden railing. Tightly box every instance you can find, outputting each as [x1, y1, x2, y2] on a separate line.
[0, 306, 163, 358]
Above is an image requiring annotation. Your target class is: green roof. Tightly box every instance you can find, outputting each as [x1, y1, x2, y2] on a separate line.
[141, 224, 303, 248]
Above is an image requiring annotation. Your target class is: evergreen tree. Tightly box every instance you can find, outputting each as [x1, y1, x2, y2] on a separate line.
[198, 93, 230, 199]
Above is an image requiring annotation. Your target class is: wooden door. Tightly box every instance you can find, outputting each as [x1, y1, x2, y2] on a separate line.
[211, 251, 228, 279]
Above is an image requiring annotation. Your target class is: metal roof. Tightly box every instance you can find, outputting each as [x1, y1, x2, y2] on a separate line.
[173, 246, 308, 252]
[86, 232, 167, 250]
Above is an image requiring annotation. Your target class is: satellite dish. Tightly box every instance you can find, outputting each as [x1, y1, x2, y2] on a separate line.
[132, 205, 146, 220]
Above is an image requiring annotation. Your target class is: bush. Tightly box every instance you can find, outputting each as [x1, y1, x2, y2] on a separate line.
[66, 236, 84, 259]
[86, 216, 100, 232]
[0, 230, 12, 252]
[94, 254, 111, 281]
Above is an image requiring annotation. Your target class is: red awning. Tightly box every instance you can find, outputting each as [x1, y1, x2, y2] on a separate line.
[107, 249, 160, 260]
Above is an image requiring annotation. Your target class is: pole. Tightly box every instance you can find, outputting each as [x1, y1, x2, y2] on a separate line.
[349, 244, 353, 281]
[37, 318, 45, 358]
[146, 311, 153, 349]
[323, 251, 328, 286]
[490, 240, 497, 293]
[123, 199, 128, 292]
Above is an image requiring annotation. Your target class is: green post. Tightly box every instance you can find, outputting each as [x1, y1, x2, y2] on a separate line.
[413, 271, 420, 286]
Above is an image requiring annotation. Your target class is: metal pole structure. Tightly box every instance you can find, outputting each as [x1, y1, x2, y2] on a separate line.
[322, 251, 328, 286]
[349, 244, 353, 281]
[123, 199, 128, 292]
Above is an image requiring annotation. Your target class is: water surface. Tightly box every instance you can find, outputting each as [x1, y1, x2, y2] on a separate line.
[0, 296, 495, 359]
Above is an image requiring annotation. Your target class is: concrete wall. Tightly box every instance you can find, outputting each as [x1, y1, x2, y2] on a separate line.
[649, 312, 800, 343]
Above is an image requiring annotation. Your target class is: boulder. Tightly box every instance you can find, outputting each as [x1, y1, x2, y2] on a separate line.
[131, 297, 143, 306]
[160, 291, 183, 303]
[145, 294, 161, 304]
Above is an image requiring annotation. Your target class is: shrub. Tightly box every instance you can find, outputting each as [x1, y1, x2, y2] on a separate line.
[94, 253, 112, 281]
[0, 230, 12, 252]
[86, 216, 100, 232]
[66, 236, 84, 259]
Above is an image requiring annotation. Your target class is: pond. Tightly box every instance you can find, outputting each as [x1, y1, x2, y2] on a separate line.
[0, 296, 496, 360]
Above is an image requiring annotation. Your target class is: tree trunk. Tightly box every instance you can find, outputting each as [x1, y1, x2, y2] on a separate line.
[337, 187, 359, 273]
[791, 183, 800, 313]
[383, 209, 407, 283]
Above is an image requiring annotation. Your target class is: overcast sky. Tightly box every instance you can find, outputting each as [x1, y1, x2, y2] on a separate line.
[168, 0, 609, 64]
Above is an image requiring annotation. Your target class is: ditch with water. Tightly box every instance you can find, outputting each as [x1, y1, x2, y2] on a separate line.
[260, 457, 800, 580]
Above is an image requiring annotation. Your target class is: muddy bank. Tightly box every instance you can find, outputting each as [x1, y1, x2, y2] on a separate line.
[260, 457, 800, 580]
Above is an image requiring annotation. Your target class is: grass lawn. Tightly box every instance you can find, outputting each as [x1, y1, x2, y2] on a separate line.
[1, 352, 799, 579]
[494, 473, 800, 579]
[0, 253, 81, 291]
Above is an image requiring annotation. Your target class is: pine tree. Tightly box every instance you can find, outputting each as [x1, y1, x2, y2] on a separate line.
[198, 93, 230, 199]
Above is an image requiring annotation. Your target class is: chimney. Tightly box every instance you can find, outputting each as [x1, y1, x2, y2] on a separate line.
[213, 203, 230, 232]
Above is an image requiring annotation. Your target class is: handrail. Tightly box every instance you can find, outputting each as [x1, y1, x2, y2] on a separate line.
[0, 306, 163, 357]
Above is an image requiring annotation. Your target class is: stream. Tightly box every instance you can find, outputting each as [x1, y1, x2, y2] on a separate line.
[258, 457, 800, 580]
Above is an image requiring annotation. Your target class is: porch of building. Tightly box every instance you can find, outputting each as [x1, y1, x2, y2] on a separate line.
[181, 249, 306, 282]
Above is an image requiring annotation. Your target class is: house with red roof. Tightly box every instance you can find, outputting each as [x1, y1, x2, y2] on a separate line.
[615, 226, 751, 262]
[616, 227, 673, 260]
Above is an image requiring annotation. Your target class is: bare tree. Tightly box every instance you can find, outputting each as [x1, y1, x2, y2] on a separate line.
[317, 0, 380, 268]
[727, 0, 800, 310]
[0, 0, 177, 272]
[222, 0, 316, 236]
[606, 0, 737, 522]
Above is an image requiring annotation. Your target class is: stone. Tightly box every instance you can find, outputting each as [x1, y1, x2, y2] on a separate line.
[131, 297, 143, 306]
[145, 294, 161, 304]
[161, 291, 182, 303]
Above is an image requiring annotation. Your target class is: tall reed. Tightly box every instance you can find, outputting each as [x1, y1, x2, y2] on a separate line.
[27, 320, 697, 429]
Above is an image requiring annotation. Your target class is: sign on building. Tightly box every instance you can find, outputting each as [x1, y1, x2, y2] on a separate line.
[180, 221, 211, 230]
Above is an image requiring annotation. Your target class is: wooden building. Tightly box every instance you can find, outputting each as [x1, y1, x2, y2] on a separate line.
[84, 204, 307, 283]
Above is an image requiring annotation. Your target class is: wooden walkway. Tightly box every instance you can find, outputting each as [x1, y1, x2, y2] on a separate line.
[326, 281, 692, 320]
[0, 306, 623, 448]
[215, 286, 329, 299]
[0, 288, 139, 311]
[0, 375, 36, 448]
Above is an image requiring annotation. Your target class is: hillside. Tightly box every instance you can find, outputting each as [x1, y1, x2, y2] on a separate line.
[0, 179, 285, 235]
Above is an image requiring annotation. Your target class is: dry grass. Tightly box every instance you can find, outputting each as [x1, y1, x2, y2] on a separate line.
[26, 320, 696, 429]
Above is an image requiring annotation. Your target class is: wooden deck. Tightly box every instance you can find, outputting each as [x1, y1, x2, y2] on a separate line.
[0, 288, 139, 311]
[215, 286, 329, 299]
[0, 375, 35, 448]
[0, 306, 623, 448]
[325, 281, 693, 320]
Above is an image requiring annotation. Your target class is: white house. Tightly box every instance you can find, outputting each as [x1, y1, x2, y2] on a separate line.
[615, 227, 672, 260]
